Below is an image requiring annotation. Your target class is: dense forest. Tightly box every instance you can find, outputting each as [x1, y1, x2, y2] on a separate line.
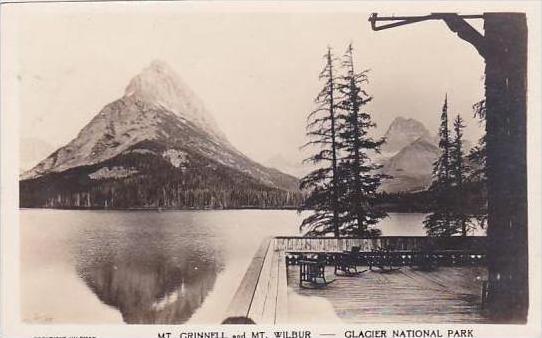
[373, 180, 486, 214]
[20, 140, 302, 209]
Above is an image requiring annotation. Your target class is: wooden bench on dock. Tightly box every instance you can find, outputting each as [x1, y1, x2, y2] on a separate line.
[298, 257, 335, 287]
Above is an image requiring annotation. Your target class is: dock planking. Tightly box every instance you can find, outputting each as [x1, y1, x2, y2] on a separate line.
[225, 237, 488, 324]
[275, 251, 289, 323]
[287, 265, 489, 323]
[259, 245, 279, 323]
[225, 237, 289, 324]
[224, 237, 272, 321]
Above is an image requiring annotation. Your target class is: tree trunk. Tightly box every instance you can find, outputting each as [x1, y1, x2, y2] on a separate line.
[484, 13, 528, 323]
[327, 50, 340, 238]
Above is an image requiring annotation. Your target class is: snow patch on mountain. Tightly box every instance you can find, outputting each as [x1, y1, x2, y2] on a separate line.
[89, 166, 138, 180]
[127, 149, 157, 156]
[162, 149, 189, 168]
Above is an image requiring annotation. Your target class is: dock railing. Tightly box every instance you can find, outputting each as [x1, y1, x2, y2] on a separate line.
[273, 236, 487, 252]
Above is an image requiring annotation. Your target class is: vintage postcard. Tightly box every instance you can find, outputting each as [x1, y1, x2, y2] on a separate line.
[1, 1, 541, 338]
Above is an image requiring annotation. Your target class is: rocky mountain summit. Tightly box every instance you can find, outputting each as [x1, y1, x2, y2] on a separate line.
[20, 60, 300, 209]
[380, 117, 433, 155]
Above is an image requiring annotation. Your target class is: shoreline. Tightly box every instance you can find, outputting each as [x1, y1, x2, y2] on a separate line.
[18, 206, 300, 211]
[18, 206, 434, 213]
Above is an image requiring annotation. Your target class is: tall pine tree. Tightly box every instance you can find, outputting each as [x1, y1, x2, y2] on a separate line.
[451, 115, 466, 191]
[425, 99, 476, 236]
[468, 99, 487, 183]
[450, 114, 469, 236]
[335, 44, 386, 237]
[299, 47, 341, 237]
[434, 94, 451, 189]
[467, 99, 488, 230]
[424, 95, 453, 236]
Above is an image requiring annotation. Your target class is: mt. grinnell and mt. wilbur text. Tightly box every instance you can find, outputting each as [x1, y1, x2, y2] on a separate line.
[20, 60, 445, 210]
[161, 329, 474, 338]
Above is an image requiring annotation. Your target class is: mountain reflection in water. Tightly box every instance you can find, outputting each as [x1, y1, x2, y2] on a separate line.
[73, 218, 224, 324]
[21, 210, 440, 324]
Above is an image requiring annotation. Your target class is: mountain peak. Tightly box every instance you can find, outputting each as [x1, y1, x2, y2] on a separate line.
[124, 60, 178, 96]
[149, 59, 171, 70]
[381, 116, 433, 154]
[124, 60, 225, 141]
[21, 59, 299, 198]
[387, 117, 427, 131]
[141, 59, 181, 81]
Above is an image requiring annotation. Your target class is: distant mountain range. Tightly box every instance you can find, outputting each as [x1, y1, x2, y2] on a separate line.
[264, 116, 443, 194]
[375, 116, 439, 193]
[377, 116, 473, 193]
[379, 136, 440, 193]
[20, 60, 473, 208]
[20, 61, 300, 209]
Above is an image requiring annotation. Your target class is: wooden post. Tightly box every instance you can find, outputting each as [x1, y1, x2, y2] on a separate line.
[426, 12, 528, 322]
[369, 12, 529, 322]
[483, 13, 528, 323]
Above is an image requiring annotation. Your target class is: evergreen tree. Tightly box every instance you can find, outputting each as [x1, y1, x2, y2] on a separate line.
[451, 115, 466, 189]
[423, 211, 457, 237]
[299, 47, 341, 237]
[433, 94, 451, 189]
[335, 44, 386, 237]
[424, 95, 452, 236]
[450, 114, 469, 236]
[467, 99, 488, 230]
[425, 99, 480, 237]
[467, 99, 487, 183]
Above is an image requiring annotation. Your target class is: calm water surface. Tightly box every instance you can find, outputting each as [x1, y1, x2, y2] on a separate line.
[21, 209, 432, 324]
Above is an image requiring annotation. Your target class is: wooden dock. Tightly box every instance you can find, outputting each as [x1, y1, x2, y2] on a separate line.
[224, 237, 288, 324]
[224, 236, 488, 324]
[287, 265, 489, 323]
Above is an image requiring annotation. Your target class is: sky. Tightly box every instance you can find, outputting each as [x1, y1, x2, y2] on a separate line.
[5, 2, 488, 172]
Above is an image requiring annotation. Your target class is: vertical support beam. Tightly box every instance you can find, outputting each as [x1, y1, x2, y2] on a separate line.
[484, 12, 528, 322]
[368, 11, 529, 322]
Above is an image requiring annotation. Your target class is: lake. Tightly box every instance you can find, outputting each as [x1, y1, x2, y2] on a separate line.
[20, 209, 464, 324]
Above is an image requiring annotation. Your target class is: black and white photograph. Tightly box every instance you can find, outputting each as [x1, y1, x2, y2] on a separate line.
[1, 1, 541, 337]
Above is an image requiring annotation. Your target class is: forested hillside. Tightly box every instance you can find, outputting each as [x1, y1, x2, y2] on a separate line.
[20, 141, 301, 209]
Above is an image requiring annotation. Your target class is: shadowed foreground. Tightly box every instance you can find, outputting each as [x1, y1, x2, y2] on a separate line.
[287, 265, 489, 323]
